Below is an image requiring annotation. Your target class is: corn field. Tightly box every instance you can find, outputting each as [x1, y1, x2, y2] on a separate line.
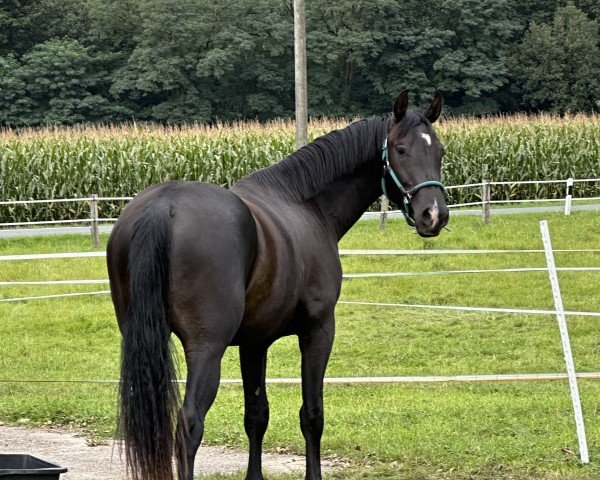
[439, 114, 600, 206]
[0, 115, 599, 223]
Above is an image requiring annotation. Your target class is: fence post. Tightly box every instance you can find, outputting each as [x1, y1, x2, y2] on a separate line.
[379, 195, 389, 230]
[540, 220, 589, 464]
[564, 177, 574, 216]
[89, 194, 99, 248]
[482, 180, 491, 223]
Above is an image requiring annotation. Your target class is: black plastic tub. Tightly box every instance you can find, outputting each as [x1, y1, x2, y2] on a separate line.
[0, 454, 67, 479]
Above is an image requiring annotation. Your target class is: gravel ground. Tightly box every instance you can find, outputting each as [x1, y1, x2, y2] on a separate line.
[0, 425, 329, 479]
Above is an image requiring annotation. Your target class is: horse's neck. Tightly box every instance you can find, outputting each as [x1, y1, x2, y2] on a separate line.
[310, 161, 382, 240]
[232, 116, 388, 239]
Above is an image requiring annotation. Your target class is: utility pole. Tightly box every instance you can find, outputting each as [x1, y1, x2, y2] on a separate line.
[294, 0, 308, 149]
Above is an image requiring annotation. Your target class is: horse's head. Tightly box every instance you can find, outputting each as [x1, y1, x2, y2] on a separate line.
[382, 90, 449, 237]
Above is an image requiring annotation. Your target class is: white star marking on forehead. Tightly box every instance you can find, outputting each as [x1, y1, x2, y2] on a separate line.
[421, 133, 432, 146]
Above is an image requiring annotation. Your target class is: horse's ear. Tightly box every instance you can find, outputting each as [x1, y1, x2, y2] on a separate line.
[393, 90, 409, 123]
[424, 91, 443, 123]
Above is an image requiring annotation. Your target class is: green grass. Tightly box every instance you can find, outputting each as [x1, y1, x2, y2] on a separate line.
[0, 211, 599, 479]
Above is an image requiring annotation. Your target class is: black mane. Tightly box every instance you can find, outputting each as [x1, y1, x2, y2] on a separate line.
[233, 110, 430, 202]
[233, 115, 391, 202]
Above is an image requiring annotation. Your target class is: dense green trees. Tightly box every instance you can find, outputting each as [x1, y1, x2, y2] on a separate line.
[0, 0, 597, 126]
[510, 3, 600, 113]
[1, 40, 128, 125]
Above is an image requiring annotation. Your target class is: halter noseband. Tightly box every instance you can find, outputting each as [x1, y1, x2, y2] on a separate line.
[380, 138, 445, 227]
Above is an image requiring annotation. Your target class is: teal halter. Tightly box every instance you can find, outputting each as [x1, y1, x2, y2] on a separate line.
[380, 138, 445, 227]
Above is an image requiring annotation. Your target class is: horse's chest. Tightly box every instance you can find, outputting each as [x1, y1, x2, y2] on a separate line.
[232, 257, 340, 346]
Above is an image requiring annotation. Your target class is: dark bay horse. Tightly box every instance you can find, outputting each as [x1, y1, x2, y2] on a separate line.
[107, 90, 449, 480]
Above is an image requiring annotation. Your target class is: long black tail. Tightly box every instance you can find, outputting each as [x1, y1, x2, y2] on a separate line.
[118, 203, 181, 480]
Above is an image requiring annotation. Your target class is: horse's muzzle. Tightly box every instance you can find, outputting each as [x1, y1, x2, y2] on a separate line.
[414, 200, 449, 237]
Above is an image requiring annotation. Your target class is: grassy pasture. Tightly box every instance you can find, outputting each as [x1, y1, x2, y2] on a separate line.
[0, 211, 599, 479]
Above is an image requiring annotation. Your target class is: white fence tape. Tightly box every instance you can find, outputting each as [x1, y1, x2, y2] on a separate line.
[0, 252, 106, 261]
[0, 291, 110, 303]
[0, 196, 132, 205]
[339, 249, 600, 255]
[338, 301, 600, 318]
[343, 267, 600, 278]
[2, 290, 599, 319]
[2, 248, 600, 262]
[0, 280, 108, 286]
[1, 219, 95, 227]
[2, 267, 598, 287]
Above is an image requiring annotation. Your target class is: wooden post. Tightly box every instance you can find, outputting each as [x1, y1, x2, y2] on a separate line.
[379, 195, 389, 230]
[294, 0, 308, 149]
[564, 177, 574, 215]
[482, 180, 491, 223]
[89, 194, 99, 248]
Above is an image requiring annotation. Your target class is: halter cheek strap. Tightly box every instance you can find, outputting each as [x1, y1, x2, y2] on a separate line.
[381, 139, 445, 227]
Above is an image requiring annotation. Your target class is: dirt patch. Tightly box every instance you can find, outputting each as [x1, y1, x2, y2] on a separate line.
[0, 425, 332, 479]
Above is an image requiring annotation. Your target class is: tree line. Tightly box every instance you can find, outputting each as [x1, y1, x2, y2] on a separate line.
[0, 0, 598, 126]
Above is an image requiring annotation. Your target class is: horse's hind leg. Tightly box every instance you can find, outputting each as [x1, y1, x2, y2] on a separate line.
[176, 343, 233, 479]
[175, 344, 226, 480]
[298, 316, 335, 480]
[240, 343, 270, 480]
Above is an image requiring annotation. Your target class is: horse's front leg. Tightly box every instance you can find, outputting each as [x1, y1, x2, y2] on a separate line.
[298, 313, 335, 480]
[240, 343, 270, 480]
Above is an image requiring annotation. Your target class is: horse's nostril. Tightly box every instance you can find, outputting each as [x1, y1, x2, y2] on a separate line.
[439, 208, 449, 223]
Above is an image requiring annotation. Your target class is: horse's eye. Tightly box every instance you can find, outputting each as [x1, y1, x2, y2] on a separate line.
[397, 146, 406, 156]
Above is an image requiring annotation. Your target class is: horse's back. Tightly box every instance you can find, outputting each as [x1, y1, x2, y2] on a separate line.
[107, 180, 257, 345]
